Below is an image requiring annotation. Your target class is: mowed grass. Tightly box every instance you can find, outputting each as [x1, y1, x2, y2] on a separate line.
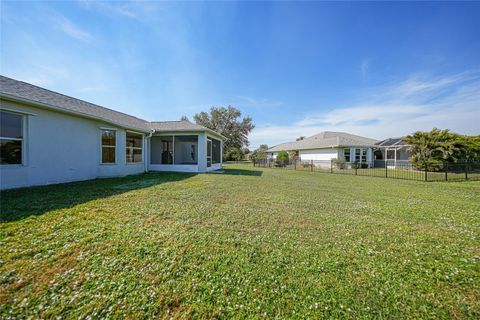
[1, 164, 479, 319]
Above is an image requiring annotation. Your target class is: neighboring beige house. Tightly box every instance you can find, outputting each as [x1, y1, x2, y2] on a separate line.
[266, 131, 378, 168]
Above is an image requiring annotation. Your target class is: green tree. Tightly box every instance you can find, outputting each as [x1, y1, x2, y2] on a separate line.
[457, 135, 480, 162]
[435, 129, 460, 162]
[258, 144, 269, 151]
[194, 106, 254, 159]
[225, 147, 245, 161]
[404, 128, 480, 170]
[404, 129, 442, 170]
[276, 150, 289, 161]
[251, 144, 269, 161]
[275, 150, 289, 167]
[296, 136, 306, 141]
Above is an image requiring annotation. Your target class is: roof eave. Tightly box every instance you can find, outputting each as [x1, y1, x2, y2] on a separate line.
[152, 128, 226, 140]
[0, 93, 152, 133]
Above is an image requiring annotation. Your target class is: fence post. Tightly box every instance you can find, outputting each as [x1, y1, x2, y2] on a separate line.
[444, 162, 448, 181]
[311, 160, 313, 172]
[355, 165, 358, 175]
[465, 163, 468, 180]
[330, 159, 333, 174]
[294, 159, 296, 170]
[385, 160, 388, 178]
[424, 163, 428, 182]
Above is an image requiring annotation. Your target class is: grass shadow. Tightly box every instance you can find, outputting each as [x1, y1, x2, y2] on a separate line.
[0, 172, 195, 222]
[219, 168, 263, 176]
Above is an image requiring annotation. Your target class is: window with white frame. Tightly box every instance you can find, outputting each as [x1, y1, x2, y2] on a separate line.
[126, 132, 143, 163]
[355, 148, 367, 162]
[101, 129, 116, 164]
[363, 149, 367, 162]
[343, 148, 351, 162]
[0, 111, 23, 165]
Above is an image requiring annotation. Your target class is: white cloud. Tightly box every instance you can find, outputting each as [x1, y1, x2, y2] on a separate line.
[360, 60, 368, 78]
[249, 71, 480, 149]
[234, 95, 283, 108]
[51, 12, 94, 42]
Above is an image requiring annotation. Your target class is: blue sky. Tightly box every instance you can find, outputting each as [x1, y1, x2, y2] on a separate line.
[1, 1, 479, 148]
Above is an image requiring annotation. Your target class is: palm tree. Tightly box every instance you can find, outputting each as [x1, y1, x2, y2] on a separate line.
[404, 129, 440, 170]
[435, 129, 459, 163]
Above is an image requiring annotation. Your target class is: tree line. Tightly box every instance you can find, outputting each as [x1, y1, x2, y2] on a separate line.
[405, 128, 480, 169]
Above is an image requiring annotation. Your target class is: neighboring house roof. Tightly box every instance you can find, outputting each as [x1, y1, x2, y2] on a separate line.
[0, 75, 225, 139]
[267, 131, 378, 152]
[375, 138, 409, 148]
[267, 141, 299, 153]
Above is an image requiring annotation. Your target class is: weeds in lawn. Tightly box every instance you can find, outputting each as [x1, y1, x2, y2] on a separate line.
[1, 165, 479, 318]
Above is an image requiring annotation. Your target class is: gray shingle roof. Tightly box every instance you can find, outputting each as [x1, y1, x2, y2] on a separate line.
[0, 75, 224, 138]
[150, 120, 226, 139]
[151, 120, 211, 132]
[0, 75, 152, 132]
[267, 131, 378, 152]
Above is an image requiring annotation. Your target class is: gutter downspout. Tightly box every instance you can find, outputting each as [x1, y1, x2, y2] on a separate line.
[145, 129, 155, 172]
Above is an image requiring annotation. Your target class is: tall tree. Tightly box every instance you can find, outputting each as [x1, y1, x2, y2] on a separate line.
[404, 129, 441, 169]
[258, 144, 269, 151]
[194, 106, 254, 159]
[435, 129, 460, 162]
[180, 115, 189, 121]
[404, 128, 480, 169]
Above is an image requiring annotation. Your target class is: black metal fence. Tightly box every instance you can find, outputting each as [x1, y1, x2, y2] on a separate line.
[252, 158, 480, 182]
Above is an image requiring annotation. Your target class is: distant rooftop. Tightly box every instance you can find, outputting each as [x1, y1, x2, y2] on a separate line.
[375, 138, 409, 147]
[267, 131, 378, 152]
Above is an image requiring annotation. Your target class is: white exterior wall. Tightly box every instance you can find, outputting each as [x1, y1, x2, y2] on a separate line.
[1, 101, 146, 190]
[299, 148, 339, 161]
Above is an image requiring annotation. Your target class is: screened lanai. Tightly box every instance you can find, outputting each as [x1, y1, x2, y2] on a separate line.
[373, 138, 412, 168]
[150, 135, 198, 165]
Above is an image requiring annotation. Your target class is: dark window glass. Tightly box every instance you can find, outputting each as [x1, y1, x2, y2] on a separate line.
[102, 130, 116, 146]
[344, 149, 351, 162]
[0, 139, 22, 164]
[126, 133, 142, 148]
[355, 148, 361, 162]
[126, 132, 143, 163]
[101, 130, 116, 163]
[0, 111, 23, 139]
[126, 147, 143, 163]
[102, 147, 115, 163]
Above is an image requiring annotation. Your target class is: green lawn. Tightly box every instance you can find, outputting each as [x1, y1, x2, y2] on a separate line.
[1, 164, 479, 319]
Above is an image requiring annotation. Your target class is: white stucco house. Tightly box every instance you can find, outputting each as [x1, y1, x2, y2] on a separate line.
[266, 131, 378, 168]
[0, 76, 224, 190]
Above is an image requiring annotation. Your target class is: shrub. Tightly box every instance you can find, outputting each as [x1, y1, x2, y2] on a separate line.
[275, 151, 289, 167]
[333, 158, 346, 169]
